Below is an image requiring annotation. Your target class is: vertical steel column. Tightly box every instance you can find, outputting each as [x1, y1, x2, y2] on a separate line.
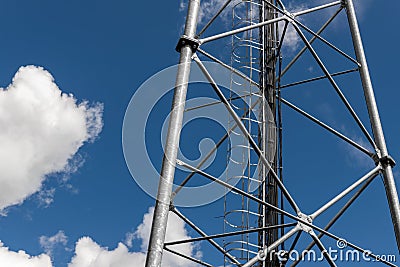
[259, 89, 268, 258]
[345, 0, 400, 251]
[263, 2, 279, 267]
[145, 1, 200, 266]
[258, 2, 268, 266]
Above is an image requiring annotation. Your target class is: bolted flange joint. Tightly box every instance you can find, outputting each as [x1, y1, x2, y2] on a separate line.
[176, 35, 201, 53]
[374, 154, 396, 168]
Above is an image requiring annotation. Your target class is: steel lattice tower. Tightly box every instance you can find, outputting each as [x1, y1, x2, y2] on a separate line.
[145, 0, 400, 266]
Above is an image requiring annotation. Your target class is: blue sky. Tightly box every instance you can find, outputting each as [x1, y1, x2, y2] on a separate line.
[0, 0, 399, 266]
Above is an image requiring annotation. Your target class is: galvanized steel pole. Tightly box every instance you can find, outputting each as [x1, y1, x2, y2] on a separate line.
[145, 1, 200, 266]
[345, 0, 400, 251]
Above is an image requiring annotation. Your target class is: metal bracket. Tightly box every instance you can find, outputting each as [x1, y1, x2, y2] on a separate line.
[176, 35, 201, 53]
[297, 213, 313, 233]
[374, 155, 396, 167]
[169, 203, 176, 212]
[283, 10, 295, 24]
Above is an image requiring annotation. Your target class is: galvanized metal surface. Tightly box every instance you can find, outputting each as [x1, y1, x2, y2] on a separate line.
[144, 0, 200, 266]
[144, 0, 400, 266]
[345, 0, 400, 251]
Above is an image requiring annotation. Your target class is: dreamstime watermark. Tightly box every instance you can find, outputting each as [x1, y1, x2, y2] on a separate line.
[122, 61, 276, 207]
[257, 239, 397, 264]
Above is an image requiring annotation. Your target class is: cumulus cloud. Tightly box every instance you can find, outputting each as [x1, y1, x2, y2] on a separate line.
[0, 65, 103, 211]
[68, 238, 145, 267]
[39, 230, 68, 256]
[134, 207, 201, 266]
[69, 207, 201, 267]
[0, 241, 51, 267]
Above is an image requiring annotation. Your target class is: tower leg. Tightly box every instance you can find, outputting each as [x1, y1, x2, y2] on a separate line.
[145, 1, 201, 266]
[345, 0, 400, 251]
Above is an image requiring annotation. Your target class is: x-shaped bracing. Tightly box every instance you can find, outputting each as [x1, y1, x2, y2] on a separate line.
[160, 0, 400, 266]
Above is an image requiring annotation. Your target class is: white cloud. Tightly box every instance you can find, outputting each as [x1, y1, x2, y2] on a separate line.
[193, 0, 303, 51]
[339, 125, 374, 169]
[181, 0, 239, 28]
[123, 231, 135, 248]
[68, 238, 145, 267]
[69, 207, 201, 267]
[135, 207, 201, 266]
[39, 230, 68, 256]
[190, 0, 371, 47]
[37, 189, 56, 208]
[0, 241, 52, 267]
[279, 22, 301, 52]
[0, 65, 103, 211]
[179, 0, 186, 12]
[198, 0, 232, 25]
[278, 2, 311, 52]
